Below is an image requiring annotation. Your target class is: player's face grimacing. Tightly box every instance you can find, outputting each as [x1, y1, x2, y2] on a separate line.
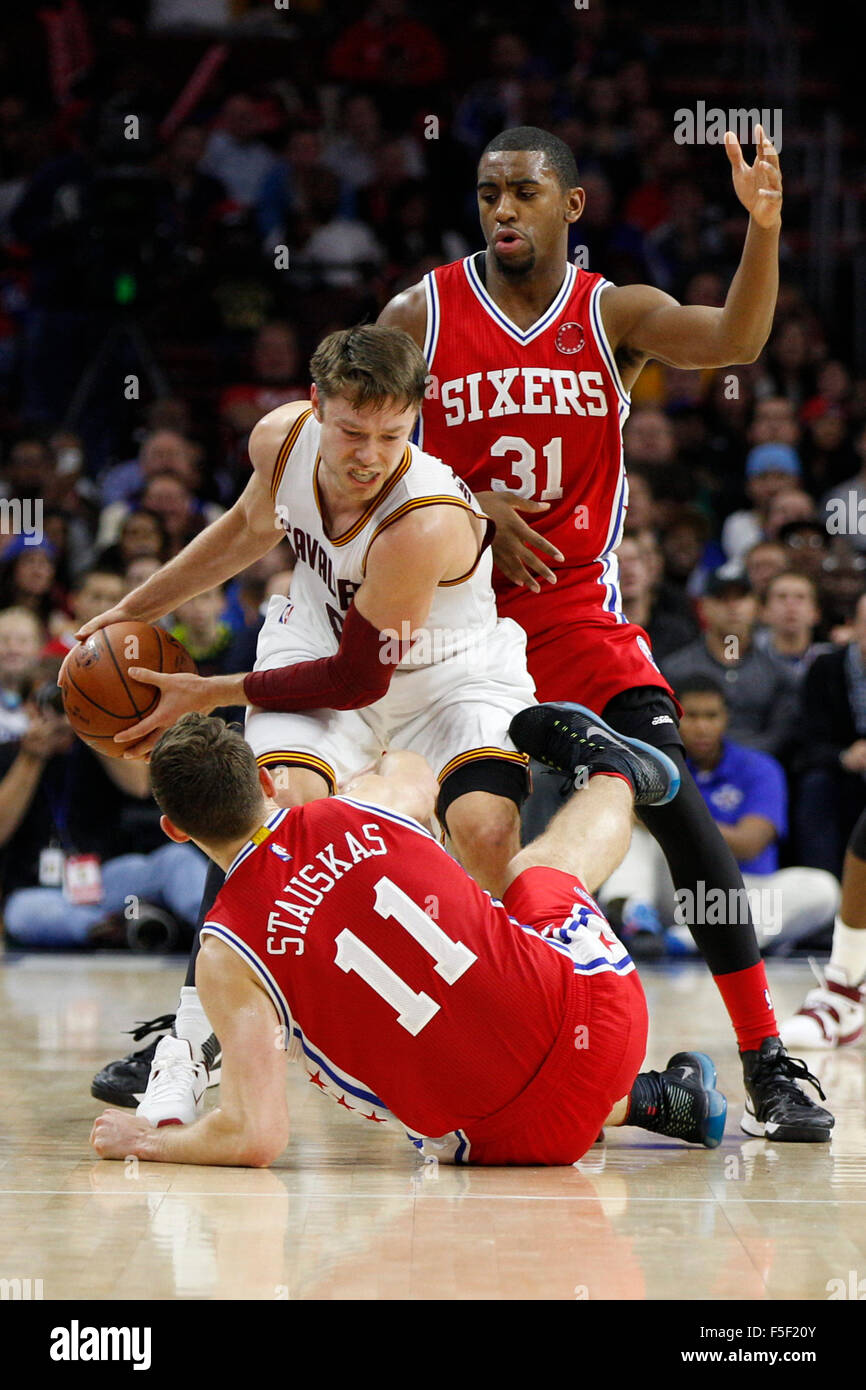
[476, 151, 584, 276]
[312, 387, 418, 502]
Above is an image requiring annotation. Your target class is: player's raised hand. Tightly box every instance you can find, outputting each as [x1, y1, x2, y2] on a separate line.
[478, 491, 564, 593]
[725, 124, 782, 229]
[113, 667, 217, 759]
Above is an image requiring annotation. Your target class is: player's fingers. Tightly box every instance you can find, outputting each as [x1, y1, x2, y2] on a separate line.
[126, 666, 163, 686]
[513, 519, 564, 562]
[724, 131, 745, 167]
[510, 497, 551, 514]
[114, 712, 162, 744]
[494, 548, 540, 592]
[521, 548, 558, 585]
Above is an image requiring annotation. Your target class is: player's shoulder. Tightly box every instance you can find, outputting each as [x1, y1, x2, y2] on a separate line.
[724, 739, 784, 784]
[249, 400, 314, 460]
[378, 280, 428, 346]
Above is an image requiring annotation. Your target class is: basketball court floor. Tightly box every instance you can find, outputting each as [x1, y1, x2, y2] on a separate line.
[2, 951, 864, 1302]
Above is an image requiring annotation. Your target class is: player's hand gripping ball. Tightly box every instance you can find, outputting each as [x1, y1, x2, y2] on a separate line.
[59, 621, 196, 757]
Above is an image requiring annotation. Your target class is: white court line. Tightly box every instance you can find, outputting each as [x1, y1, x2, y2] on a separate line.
[3, 1189, 866, 1205]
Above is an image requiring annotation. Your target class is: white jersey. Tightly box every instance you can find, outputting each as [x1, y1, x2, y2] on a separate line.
[269, 407, 498, 667]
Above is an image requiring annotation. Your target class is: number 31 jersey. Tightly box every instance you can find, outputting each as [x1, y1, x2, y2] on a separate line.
[416, 254, 631, 586]
[200, 795, 579, 1144]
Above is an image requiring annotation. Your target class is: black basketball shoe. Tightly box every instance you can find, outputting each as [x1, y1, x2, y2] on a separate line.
[90, 1015, 222, 1108]
[626, 1052, 727, 1148]
[740, 1036, 834, 1142]
[509, 702, 680, 806]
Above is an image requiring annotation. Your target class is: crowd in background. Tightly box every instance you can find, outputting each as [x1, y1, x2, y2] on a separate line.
[0, 0, 863, 950]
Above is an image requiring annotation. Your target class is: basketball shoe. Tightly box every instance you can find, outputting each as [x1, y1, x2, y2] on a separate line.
[137, 1036, 207, 1127]
[626, 1052, 727, 1148]
[91, 1014, 221, 1108]
[779, 962, 865, 1050]
[740, 1037, 834, 1141]
[509, 702, 681, 806]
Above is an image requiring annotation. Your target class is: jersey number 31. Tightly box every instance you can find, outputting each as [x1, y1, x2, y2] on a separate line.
[334, 876, 477, 1036]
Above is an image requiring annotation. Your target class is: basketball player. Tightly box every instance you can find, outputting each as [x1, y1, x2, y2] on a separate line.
[90, 705, 728, 1167]
[77, 326, 535, 1119]
[377, 124, 832, 1141]
[781, 809, 866, 1049]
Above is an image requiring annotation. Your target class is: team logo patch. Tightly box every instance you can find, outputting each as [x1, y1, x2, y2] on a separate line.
[555, 322, 585, 355]
[636, 634, 661, 671]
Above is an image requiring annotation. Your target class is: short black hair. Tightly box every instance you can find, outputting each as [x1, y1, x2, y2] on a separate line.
[480, 126, 578, 190]
[676, 674, 728, 705]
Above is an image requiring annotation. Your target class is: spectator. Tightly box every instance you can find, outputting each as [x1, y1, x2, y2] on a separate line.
[662, 570, 800, 758]
[795, 593, 866, 875]
[0, 607, 44, 741]
[777, 517, 830, 587]
[758, 317, 818, 408]
[42, 567, 126, 658]
[721, 443, 803, 564]
[0, 537, 67, 629]
[742, 538, 787, 599]
[819, 540, 866, 641]
[0, 678, 208, 949]
[660, 505, 718, 597]
[748, 395, 801, 449]
[616, 533, 699, 660]
[98, 428, 201, 509]
[199, 94, 279, 211]
[821, 420, 866, 553]
[98, 473, 222, 559]
[755, 570, 831, 683]
[623, 406, 676, 466]
[219, 321, 308, 442]
[674, 676, 839, 950]
[125, 556, 163, 591]
[765, 487, 818, 541]
[96, 508, 169, 574]
[294, 169, 384, 291]
[327, 0, 446, 90]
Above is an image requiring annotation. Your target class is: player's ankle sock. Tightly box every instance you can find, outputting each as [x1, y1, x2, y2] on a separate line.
[829, 918, 866, 988]
[711, 962, 778, 1053]
[174, 986, 212, 1057]
[624, 1072, 664, 1130]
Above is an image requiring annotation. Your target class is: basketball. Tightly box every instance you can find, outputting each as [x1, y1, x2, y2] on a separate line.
[59, 622, 196, 757]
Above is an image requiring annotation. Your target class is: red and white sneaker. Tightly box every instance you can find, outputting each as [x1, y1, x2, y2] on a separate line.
[779, 962, 865, 1051]
[136, 1036, 207, 1127]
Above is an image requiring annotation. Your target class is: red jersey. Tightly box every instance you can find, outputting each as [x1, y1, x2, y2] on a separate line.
[201, 795, 634, 1156]
[415, 253, 675, 710]
[418, 255, 629, 599]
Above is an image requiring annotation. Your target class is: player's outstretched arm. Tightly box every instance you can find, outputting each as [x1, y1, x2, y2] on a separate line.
[91, 938, 290, 1168]
[604, 125, 781, 371]
[73, 403, 308, 646]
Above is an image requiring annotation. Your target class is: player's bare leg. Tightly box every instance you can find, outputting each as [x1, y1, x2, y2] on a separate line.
[505, 773, 633, 895]
[343, 750, 439, 828]
[444, 790, 522, 897]
[781, 810, 866, 1049]
[268, 764, 331, 809]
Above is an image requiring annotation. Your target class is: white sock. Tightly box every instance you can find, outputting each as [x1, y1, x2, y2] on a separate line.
[174, 986, 213, 1055]
[829, 918, 866, 988]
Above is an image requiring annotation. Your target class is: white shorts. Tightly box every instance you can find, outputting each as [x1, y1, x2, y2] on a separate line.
[245, 595, 536, 796]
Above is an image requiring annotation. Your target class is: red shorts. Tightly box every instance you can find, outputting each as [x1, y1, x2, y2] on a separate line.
[458, 867, 649, 1165]
[497, 564, 675, 710]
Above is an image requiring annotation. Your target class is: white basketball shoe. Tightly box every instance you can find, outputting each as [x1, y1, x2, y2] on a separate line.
[136, 1036, 207, 1127]
[779, 962, 865, 1051]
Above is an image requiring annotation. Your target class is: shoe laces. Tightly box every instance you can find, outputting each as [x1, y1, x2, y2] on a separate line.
[753, 1047, 828, 1104]
[147, 1042, 203, 1103]
[128, 1013, 176, 1044]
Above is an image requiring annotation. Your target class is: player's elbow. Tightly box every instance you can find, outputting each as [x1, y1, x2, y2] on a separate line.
[238, 1120, 289, 1168]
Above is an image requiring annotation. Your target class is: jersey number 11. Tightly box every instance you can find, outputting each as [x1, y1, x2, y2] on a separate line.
[334, 876, 477, 1036]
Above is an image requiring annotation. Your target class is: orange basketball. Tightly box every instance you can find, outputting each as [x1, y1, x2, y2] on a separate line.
[60, 621, 196, 757]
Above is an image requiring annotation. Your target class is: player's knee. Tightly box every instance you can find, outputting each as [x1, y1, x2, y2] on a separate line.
[448, 794, 520, 868]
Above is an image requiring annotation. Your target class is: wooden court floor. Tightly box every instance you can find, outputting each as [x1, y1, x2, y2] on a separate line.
[2, 951, 865, 1302]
